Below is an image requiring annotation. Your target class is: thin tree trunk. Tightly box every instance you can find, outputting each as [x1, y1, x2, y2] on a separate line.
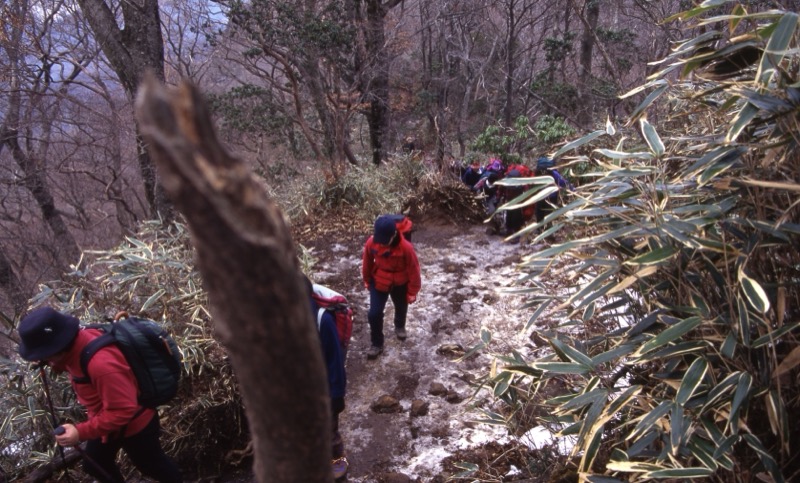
[359, 0, 402, 165]
[1, 69, 81, 271]
[576, 0, 599, 128]
[0, 248, 27, 318]
[135, 77, 332, 483]
[503, 0, 517, 127]
[76, 0, 174, 223]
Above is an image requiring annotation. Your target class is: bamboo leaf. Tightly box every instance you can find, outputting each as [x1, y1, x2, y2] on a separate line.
[625, 246, 678, 266]
[742, 434, 784, 482]
[606, 461, 664, 472]
[619, 79, 668, 99]
[633, 316, 704, 357]
[756, 12, 799, 85]
[580, 424, 605, 473]
[640, 118, 665, 157]
[738, 268, 770, 313]
[729, 372, 753, 430]
[523, 299, 553, 332]
[726, 102, 759, 143]
[605, 116, 617, 135]
[713, 434, 739, 460]
[626, 83, 669, 125]
[737, 296, 751, 347]
[531, 361, 593, 374]
[552, 130, 607, 159]
[643, 467, 714, 478]
[773, 346, 800, 378]
[603, 385, 642, 418]
[702, 372, 741, 412]
[591, 343, 636, 366]
[549, 338, 595, 368]
[608, 266, 658, 295]
[670, 403, 684, 454]
[556, 388, 608, 413]
[729, 4, 745, 32]
[628, 401, 673, 441]
[752, 321, 800, 348]
[593, 149, 653, 160]
[140, 289, 166, 312]
[627, 431, 660, 458]
[676, 358, 708, 406]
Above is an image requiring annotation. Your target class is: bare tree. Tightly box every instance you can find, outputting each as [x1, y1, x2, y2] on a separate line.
[135, 77, 333, 482]
[0, 0, 82, 274]
[76, 0, 174, 221]
[161, 0, 225, 83]
[221, 0, 358, 175]
[351, 0, 404, 165]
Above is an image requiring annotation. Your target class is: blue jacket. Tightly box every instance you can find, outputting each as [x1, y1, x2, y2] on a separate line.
[311, 298, 347, 399]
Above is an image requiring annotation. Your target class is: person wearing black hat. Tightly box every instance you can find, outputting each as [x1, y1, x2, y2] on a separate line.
[361, 215, 422, 359]
[17, 307, 182, 483]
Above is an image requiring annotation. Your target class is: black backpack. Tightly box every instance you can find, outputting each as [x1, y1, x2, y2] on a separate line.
[73, 312, 182, 408]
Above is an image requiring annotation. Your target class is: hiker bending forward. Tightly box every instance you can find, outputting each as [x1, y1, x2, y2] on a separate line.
[17, 307, 182, 483]
[362, 215, 422, 359]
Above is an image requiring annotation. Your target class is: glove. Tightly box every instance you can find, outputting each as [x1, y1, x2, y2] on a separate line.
[331, 397, 345, 415]
[406, 294, 417, 304]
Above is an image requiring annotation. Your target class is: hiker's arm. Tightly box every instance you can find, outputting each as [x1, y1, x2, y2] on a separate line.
[405, 244, 421, 300]
[74, 363, 140, 441]
[361, 240, 373, 288]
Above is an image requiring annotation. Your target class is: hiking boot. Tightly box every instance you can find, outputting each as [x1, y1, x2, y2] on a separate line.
[366, 346, 383, 359]
[332, 456, 349, 480]
[395, 328, 407, 340]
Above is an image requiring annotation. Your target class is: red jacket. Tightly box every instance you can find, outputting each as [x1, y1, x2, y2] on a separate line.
[51, 328, 154, 442]
[362, 236, 421, 296]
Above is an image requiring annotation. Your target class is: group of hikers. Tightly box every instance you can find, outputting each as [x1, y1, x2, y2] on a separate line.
[459, 155, 573, 242]
[14, 153, 569, 481]
[16, 213, 422, 482]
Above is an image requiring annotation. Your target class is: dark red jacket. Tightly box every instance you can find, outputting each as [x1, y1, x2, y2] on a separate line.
[362, 236, 421, 296]
[51, 328, 154, 442]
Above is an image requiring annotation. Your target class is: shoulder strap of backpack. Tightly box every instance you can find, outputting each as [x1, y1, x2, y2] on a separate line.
[73, 329, 115, 384]
[317, 308, 326, 332]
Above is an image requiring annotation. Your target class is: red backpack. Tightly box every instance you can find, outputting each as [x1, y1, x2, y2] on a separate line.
[503, 164, 536, 220]
[312, 284, 353, 356]
[505, 163, 533, 178]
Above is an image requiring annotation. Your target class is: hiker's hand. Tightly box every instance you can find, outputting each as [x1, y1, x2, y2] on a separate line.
[55, 423, 79, 446]
[406, 294, 416, 304]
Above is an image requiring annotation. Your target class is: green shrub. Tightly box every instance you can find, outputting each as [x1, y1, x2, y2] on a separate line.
[475, 6, 800, 482]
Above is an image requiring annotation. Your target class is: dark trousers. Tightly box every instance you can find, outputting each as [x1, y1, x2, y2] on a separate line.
[368, 284, 408, 348]
[84, 415, 182, 483]
[506, 208, 524, 234]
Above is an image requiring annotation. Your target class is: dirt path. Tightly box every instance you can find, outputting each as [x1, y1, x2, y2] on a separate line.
[309, 220, 531, 481]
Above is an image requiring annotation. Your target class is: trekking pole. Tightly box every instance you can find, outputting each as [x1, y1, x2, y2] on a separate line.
[38, 366, 115, 483]
[37, 365, 75, 483]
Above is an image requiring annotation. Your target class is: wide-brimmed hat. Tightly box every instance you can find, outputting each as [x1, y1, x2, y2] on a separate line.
[373, 215, 398, 245]
[18, 307, 80, 361]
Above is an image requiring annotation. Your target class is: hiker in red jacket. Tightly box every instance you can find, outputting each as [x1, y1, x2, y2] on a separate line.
[362, 215, 422, 359]
[17, 307, 182, 483]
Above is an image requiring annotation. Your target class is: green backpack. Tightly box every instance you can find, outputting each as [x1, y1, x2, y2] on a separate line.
[73, 312, 182, 408]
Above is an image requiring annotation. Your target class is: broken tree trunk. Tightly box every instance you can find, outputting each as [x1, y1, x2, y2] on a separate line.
[134, 76, 333, 483]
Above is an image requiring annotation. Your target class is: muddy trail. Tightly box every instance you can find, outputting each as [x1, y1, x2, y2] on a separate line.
[304, 219, 540, 482]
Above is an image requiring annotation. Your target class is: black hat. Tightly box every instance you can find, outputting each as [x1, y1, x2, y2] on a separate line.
[18, 307, 80, 361]
[373, 215, 397, 245]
